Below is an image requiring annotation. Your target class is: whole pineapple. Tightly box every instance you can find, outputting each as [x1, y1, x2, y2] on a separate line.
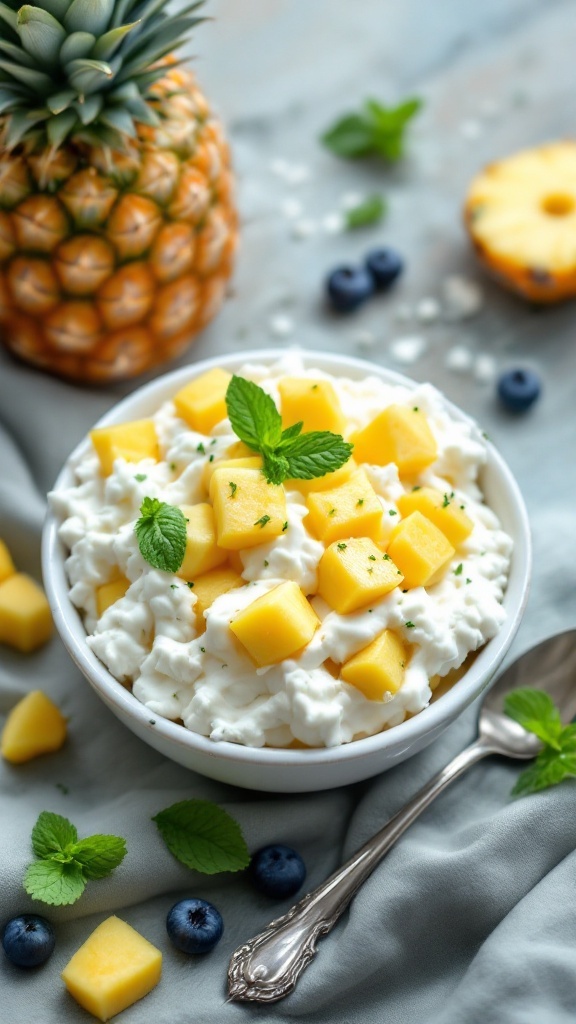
[0, 0, 237, 381]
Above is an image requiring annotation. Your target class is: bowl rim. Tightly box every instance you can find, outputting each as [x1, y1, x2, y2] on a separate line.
[43, 348, 532, 768]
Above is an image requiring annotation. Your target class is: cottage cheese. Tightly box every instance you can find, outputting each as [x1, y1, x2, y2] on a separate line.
[50, 354, 512, 749]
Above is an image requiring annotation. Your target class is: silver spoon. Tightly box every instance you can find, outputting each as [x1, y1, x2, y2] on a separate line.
[228, 629, 576, 1004]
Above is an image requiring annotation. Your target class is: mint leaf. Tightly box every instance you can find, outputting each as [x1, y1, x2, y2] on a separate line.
[279, 421, 304, 444]
[24, 859, 86, 906]
[345, 194, 386, 229]
[70, 835, 127, 880]
[152, 799, 250, 875]
[135, 497, 187, 573]
[321, 97, 422, 161]
[512, 746, 576, 797]
[31, 811, 78, 859]
[321, 113, 376, 158]
[504, 688, 563, 750]
[282, 432, 354, 480]
[226, 375, 282, 451]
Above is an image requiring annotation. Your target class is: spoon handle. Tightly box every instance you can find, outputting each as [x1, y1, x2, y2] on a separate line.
[228, 737, 493, 1004]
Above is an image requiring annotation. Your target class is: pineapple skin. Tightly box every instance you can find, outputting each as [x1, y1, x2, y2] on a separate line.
[464, 141, 576, 304]
[0, 67, 237, 382]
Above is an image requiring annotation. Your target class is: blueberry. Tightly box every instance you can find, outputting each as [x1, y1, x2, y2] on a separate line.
[326, 266, 374, 312]
[166, 898, 223, 955]
[497, 368, 541, 413]
[365, 248, 404, 290]
[250, 844, 306, 899]
[2, 914, 55, 968]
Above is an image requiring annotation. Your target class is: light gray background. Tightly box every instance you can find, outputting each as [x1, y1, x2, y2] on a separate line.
[1, 1, 576, 1022]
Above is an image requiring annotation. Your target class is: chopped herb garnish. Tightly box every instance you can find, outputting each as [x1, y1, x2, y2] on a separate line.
[356, 498, 365, 506]
[200, 646, 205, 653]
[442, 492, 454, 508]
[229, 481, 237, 497]
[55, 783, 69, 795]
[134, 473, 147, 482]
[337, 542, 347, 551]
[197, 442, 205, 454]
[368, 554, 376, 560]
[311, 384, 318, 390]
[389, 509, 397, 516]
[466, 578, 472, 584]
[367, 567, 374, 574]
[328, 508, 336, 517]
[186, 582, 194, 589]
[405, 621, 415, 628]
[282, 521, 289, 532]
[263, 560, 269, 567]
[170, 584, 178, 590]
[210, 439, 217, 446]
[413, 406, 419, 412]
[460, 504, 466, 510]
[454, 564, 463, 576]
[368, 609, 373, 613]
[412, 485, 421, 491]
[170, 462, 176, 471]
[209, 454, 214, 462]
[255, 514, 271, 528]
[383, 553, 391, 560]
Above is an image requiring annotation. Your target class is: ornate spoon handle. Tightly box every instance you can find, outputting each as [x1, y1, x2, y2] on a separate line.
[228, 739, 492, 1003]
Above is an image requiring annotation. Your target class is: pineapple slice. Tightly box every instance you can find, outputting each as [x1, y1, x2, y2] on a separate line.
[90, 420, 158, 476]
[211, 467, 287, 550]
[191, 566, 245, 633]
[177, 503, 228, 578]
[341, 630, 408, 700]
[397, 487, 473, 547]
[387, 511, 455, 589]
[351, 405, 437, 475]
[0, 573, 53, 652]
[1, 690, 67, 764]
[278, 378, 346, 433]
[96, 577, 130, 618]
[204, 455, 263, 496]
[173, 368, 231, 434]
[230, 581, 319, 667]
[306, 469, 383, 544]
[317, 538, 404, 614]
[465, 141, 576, 302]
[0, 539, 15, 583]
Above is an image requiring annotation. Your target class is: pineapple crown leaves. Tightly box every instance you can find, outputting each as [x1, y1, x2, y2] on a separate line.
[0, 0, 206, 150]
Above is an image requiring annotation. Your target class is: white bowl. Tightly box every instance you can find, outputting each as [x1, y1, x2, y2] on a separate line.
[43, 350, 531, 792]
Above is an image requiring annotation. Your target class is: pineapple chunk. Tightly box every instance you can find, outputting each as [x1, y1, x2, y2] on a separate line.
[351, 404, 437, 475]
[230, 581, 319, 666]
[0, 573, 52, 652]
[0, 539, 15, 583]
[177, 503, 228, 579]
[387, 511, 455, 588]
[61, 916, 162, 1022]
[225, 440, 257, 459]
[96, 577, 130, 618]
[173, 367, 231, 434]
[306, 469, 383, 544]
[317, 537, 404, 614]
[285, 458, 356, 495]
[1, 689, 66, 764]
[397, 487, 474, 547]
[204, 455, 262, 496]
[211, 467, 287, 550]
[191, 566, 244, 632]
[90, 419, 158, 477]
[278, 377, 346, 434]
[341, 630, 408, 700]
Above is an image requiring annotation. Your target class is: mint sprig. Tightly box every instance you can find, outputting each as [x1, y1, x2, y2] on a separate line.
[135, 497, 187, 573]
[225, 375, 353, 485]
[505, 689, 576, 795]
[321, 97, 422, 161]
[345, 194, 386, 229]
[23, 812, 127, 906]
[152, 799, 250, 874]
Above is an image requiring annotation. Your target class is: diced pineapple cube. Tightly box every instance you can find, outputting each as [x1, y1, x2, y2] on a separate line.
[397, 487, 474, 547]
[341, 630, 408, 700]
[285, 458, 356, 495]
[1, 689, 66, 764]
[0, 573, 52, 652]
[230, 580, 319, 666]
[227, 550, 244, 574]
[191, 565, 245, 632]
[176, 503, 228, 579]
[173, 368, 231, 434]
[387, 511, 455, 588]
[96, 577, 130, 618]
[203, 455, 262, 496]
[306, 469, 383, 544]
[0, 539, 15, 583]
[61, 916, 162, 1022]
[278, 377, 346, 434]
[317, 537, 404, 614]
[90, 420, 158, 477]
[211, 467, 287, 550]
[351, 404, 437, 475]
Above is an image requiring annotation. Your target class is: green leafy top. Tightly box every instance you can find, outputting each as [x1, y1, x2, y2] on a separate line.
[321, 97, 423, 161]
[135, 496, 187, 573]
[225, 375, 353, 486]
[345, 194, 386, 229]
[505, 688, 576, 796]
[24, 811, 127, 906]
[0, 0, 205, 150]
[152, 799, 250, 874]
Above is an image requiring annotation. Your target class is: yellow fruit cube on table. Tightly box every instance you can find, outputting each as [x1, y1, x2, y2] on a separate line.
[317, 537, 404, 614]
[90, 419, 158, 477]
[204, 455, 263, 496]
[177, 503, 228, 579]
[341, 630, 408, 700]
[278, 377, 346, 434]
[0, 539, 15, 583]
[285, 458, 356, 495]
[61, 916, 162, 1022]
[306, 470, 383, 544]
[351, 404, 437, 475]
[96, 577, 130, 618]
[0, 573, 52, 652]
[230, 580, 319, 666]
[1, 689, 66, 764]
[211, 467, 287, 550]
[387, 511, 455, 589]
[397, 487, 474, 547]
[191, 566, 245, 632]
[173, 367, 231, 434]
